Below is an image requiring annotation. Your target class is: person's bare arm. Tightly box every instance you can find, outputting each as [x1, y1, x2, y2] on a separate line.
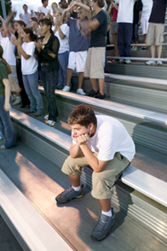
[4, 11, 16, 35]
[12, 37, 30, 60]
[2, 78, 11, 111]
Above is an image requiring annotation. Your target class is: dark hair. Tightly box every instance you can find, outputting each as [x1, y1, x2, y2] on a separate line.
[23, 4, 28, 8]
[68, 104, 97, 127]
[93, 0, 104, 8]
[30, 17, 38, 23]
[39, 18, 52, 31]
[16, 20, 26, 27]
[42, 0, 47, 3]
[0, 45, 3, 58]
[23, 28, 37, 41]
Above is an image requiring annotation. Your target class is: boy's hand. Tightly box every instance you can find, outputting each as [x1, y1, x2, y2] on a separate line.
[77, 133, 90, 145]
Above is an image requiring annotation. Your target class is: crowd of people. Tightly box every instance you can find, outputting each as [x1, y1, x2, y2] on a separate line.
[0, 0, 166, 242]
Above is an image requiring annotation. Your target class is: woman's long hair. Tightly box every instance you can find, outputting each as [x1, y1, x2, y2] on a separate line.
[0, 45, 12, 75]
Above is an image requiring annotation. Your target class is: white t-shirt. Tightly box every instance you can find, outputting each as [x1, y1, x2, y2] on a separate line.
[73, 115, 136, 162]
[141, 0, 153, 19]
[37, 6, 49, 14]
[55, 24, 69, 54]
[117, 0, 136, 23]
[21, 42, 38, 75]
[0, 35, 16, 66]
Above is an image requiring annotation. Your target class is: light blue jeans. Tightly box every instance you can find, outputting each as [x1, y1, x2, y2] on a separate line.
[22, 71, 44, 114]
[0, 95, 17, 148]
[57, 51, 69, 89]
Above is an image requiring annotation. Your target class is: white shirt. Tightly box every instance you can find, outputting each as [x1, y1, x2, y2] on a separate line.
[73, 115, 136, 162]
[37, 6, 49, 14]
[117, 0, 136, 23]
[21, 42, 38, 75]
[55, 24, 69, 54]
[0, 35, 16, 66]
[141, 0, 153, 18]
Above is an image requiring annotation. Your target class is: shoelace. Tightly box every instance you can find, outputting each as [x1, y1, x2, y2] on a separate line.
[61, 185, 73, 196]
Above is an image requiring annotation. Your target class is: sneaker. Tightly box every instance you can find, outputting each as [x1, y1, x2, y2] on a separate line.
[87, 89, 98, 97]
[45, 120, 56, 127]
[91, 209, 115, 241]
[62, 85, 70, 92]
[77, 88, 86, 95]
[131, 46, 137, 51]
[26, 109, 35, 113]
[145, 60, 156, 65]
[0, 136, 5, 141]
[95, 92, 106, 99]
[44, 114, 49, 120]
[56, 185, 84, 204]
[124, 59, 131, 64]
[141, 46, 147, 50]
[119, 58, 124, 64]
[12, 96, 21, 106]
[157, 60, 163, 66]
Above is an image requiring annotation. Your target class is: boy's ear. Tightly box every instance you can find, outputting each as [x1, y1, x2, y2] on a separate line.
[89, 123, 94, 131]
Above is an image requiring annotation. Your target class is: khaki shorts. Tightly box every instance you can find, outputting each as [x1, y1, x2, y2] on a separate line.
[146, 23, 164, 46]
[61, 152, 130, 200]
[84, 47, 105, 79]
[110, 21, 118, 34]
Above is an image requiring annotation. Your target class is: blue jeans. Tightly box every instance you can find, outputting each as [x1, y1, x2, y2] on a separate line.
[117, 23, 133, 57]
[0, 95, 17, 148]
[22, 71, 44, 114]
[57, 51, 69, 89]
[40, 66, 58, 122]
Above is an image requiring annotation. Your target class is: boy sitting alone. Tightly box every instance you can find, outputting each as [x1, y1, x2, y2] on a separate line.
[56, 104, 136, 241]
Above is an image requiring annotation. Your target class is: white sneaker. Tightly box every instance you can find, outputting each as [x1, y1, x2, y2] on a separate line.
[131, 46, 137, 51]
[77, 88, 86, 95]
[62, 85, 70, 92]
[124, 59, 131, 64]
[157, 60, 163, 66]
[119, 58, 124, 64]
[0, 136, 5, 141]
[145, 60, 156, 65]
[12, 96, 21, 105]
[44, 114, 49, 120]
[45, 120, 56, 127]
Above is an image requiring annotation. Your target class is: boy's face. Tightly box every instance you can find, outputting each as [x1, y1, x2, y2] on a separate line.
[77, 9, 86, 21]
[71, 124, 91, 139]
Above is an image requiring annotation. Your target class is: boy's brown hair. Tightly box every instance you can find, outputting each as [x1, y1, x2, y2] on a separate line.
[68, 104, 97, 127]
[93, 0, 104, 8]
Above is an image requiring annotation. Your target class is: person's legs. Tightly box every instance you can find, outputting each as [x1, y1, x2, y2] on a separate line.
[22, 74, 36, 112]
[78, 72, 84, 89]
[112, 33, 119, 56]
[58, 51, 69, 89]
[16, 59, 30, 107]
[90, 78, 98, 92]
[41, 66, 58, 122]
[98, 78, 104, 95]
[66, 68, 73, 87]
[117, 23, 125, 57]
[27, 71, 44, 114]
[124, 23, 133, 57]
[0, 96, 17, 148]
[151, 45, 155, 58]
[157, 45, 162, 59]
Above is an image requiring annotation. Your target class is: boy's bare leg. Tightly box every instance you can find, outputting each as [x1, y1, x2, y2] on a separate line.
[98, 78, 104, 95]
[90, 78, 98, 92]
[78, 72, 84, 89]
[151, 45, 155, 58]
[98, 199, 111, 212]
[66, 68, 73, 87]
[69, 175, 80, 187]
[157, 45, 162, 59]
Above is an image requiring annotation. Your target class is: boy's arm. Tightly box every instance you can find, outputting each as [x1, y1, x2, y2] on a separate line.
[62, 2, 75, 22]
[69, 143, 83, 158]
[4, 11, 16, 35]
[74, 1, 91, 20]
[76, 133, 108, 172]
[2, 78, 11, 111]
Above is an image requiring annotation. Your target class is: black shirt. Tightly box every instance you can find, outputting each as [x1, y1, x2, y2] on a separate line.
[35, 33, 60, 72]
[149, 0, 167, 24]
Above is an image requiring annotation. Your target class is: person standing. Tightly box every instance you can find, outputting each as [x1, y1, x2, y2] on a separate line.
[146, 0, 167, 66]
[117, 0, 135, 64]
[21, 4, 31, 28]
[0, 45, 17, 149]
[35, 18, 60, 127]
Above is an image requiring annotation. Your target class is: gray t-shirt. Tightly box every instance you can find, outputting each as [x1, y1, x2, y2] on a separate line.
[68, 17, 89, 52]
[21, 13, 31, 27]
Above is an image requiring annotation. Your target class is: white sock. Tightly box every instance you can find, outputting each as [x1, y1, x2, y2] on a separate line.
[102, 210, 112, 217]
[72, 185, 81, 191]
